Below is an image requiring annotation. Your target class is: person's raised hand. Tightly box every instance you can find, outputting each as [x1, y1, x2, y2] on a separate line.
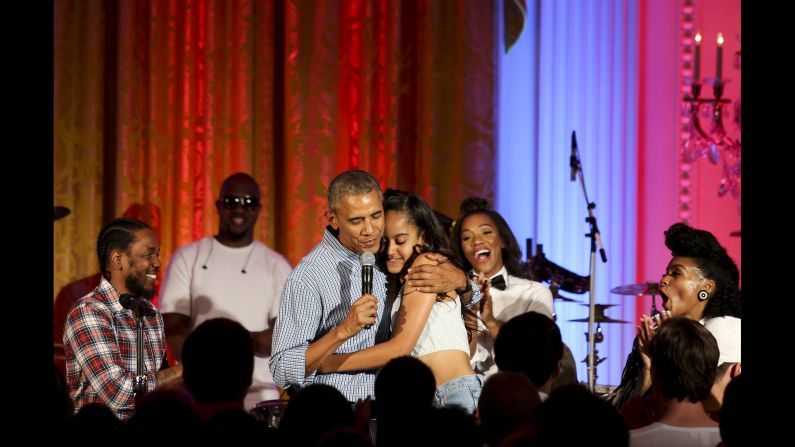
[476, 273, 495, 322]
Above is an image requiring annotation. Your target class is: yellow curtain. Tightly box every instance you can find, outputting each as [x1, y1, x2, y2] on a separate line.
[54, 0, 498, 305]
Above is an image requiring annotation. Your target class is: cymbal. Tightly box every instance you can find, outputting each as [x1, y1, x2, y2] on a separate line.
[610, 282, 659, 296]
[569, 315, 630, 324]
[54, 206, 71, 221]
[579, 303, 618, 311]
[569, 303, 629, 324]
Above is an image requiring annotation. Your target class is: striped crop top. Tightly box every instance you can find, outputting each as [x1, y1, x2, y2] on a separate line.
[390, 292, 470, 358]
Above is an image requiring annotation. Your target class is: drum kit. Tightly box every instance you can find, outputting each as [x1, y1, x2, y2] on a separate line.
[522, 239, 662, 387]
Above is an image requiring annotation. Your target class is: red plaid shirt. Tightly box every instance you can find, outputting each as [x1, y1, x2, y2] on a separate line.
[63, 277, 166, 420]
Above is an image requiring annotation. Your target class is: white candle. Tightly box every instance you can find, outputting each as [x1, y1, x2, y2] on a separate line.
[716, 33, 724, 80]
[694, 32, 702, 82]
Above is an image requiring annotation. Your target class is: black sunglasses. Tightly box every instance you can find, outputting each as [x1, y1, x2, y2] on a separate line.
[221, 195, 260, 210]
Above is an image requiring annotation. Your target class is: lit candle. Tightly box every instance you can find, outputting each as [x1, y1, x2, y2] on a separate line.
[694, 32, 702, 82]
[716, 33, 724, 80]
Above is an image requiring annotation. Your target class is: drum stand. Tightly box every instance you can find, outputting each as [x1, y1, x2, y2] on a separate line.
[582, 323, 606, 386]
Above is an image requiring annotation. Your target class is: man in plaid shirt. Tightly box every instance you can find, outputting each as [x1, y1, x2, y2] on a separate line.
[63, 217, 183, 420]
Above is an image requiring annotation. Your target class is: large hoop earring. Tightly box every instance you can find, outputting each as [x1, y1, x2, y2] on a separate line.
[698, 290, 709, 301]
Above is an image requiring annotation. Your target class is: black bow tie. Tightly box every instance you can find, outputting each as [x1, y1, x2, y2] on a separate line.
[489, 274, 506, 291]
[469, 272, 507, 291]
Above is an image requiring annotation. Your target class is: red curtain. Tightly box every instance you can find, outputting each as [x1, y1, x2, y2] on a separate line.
[54, 0, 498, 304]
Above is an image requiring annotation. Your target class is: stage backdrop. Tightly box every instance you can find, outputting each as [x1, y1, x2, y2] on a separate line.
[54, 0, 740, 387]
[494, 0, 740, 385]
[55, 0, 498, 298]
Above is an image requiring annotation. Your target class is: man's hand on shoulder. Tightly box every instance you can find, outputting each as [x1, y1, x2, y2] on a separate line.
[405, 252, 467, 294]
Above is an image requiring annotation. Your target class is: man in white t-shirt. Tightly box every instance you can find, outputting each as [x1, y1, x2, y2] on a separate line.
[159, 173, 292, 409]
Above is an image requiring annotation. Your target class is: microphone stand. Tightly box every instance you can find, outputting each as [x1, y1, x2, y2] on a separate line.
[571, 134, 608, 393]
[120, 294, 149, 396]
[133, 307, 148, 396]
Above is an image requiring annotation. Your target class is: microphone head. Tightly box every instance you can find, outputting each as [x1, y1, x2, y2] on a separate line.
[140, 300, 157, 317]
[360, 251, 376, 267]
[571, 131, 577, 147]
[119, 293, 136, 310]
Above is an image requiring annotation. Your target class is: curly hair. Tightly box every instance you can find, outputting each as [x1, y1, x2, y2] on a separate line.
[664, 222, 741, 319]
[450, 196, 525, 278]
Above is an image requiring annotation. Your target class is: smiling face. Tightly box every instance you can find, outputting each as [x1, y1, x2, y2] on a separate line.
[383, 210, 423, 274]
[121, 228, 161, 300]
[329, 190, 385, 255]
[659, 256, 715, 320]
[215, 174, 262, 246]
[460, 213, 505, 278]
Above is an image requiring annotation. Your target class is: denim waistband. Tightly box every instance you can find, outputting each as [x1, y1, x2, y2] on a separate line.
[436, 374, 482, 394]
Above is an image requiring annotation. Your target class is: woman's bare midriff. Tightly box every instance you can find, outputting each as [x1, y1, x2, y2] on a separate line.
[419, 349, 475, 386]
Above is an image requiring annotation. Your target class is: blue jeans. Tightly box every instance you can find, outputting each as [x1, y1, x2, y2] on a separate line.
[433, 374, 482, 414]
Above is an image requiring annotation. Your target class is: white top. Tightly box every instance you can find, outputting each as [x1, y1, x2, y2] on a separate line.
[159, 237, 293, 408]
[470, 267, 554, 376]
[390, 292, 470, 358]
[702, 316, 741, 364]
[629, 422, 721, 447]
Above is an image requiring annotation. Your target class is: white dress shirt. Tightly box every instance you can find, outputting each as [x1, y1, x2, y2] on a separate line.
[470, 266, 554, 377]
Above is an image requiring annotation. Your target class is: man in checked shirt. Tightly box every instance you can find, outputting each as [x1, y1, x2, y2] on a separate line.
[63, 217, 183, 420]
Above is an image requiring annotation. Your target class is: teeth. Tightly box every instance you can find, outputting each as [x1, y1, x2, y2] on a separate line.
[476, 249, 490, 256]
[146, 274, 157, 280]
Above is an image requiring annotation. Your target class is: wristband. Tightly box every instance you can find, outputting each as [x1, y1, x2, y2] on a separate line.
[455, 279, 472, 296]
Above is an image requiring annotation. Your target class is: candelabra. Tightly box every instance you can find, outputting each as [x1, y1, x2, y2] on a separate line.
[681, 34, 741, 199]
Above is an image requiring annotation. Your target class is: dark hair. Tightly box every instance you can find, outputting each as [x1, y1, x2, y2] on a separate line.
[182, 318, 254, 403]
[494, 311, 563, 388]
[373, 356, 436, 446]
[278, 384, 355, 447]
[220, 172, 260, 198]
[536, 385, 628, 446]
[375, 356, 436, 419]
[380, 188, 478, 336]
[477, 371, 540, 447]
[327, 169, 382, 212]
[451, 196, 525, 278]
[718, 373, 744, 446]
[647, 316, 719, 403]
[664, 222, 741, 319]
[96, 218, 152, 281]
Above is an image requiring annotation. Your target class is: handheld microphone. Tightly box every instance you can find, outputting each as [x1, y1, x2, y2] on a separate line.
[570, 131, 578, 182]
[360, 252, 375, 329]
